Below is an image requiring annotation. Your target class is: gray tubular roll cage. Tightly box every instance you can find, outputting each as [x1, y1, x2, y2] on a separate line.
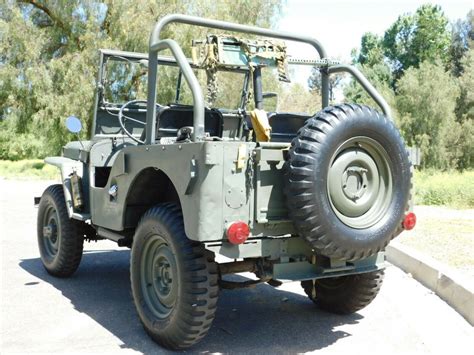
[145, 14, 391, 144]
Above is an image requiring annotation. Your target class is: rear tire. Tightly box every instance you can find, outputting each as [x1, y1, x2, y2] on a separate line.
[37, 184, 84, 277]
[301, 270, 384, 314]
[130, 204, 219, 350]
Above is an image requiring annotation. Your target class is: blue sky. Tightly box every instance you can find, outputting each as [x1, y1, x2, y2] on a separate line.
[278, 0, 473, 61]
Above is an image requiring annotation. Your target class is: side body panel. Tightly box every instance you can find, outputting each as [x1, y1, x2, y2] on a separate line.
[91, 141, 231, 241]
[90, 141, 296, 241]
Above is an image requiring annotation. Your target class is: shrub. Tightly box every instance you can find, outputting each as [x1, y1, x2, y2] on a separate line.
[414, 169, 474, 208]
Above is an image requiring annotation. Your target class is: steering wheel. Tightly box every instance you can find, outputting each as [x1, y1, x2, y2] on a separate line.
[118, 99, 161, 144]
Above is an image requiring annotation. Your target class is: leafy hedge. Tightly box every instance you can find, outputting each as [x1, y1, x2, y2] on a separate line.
[414, 170, 474, 208]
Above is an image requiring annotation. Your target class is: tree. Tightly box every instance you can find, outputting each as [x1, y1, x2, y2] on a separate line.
[383, 4, 451, 77]
[345, 5, 473, 170]
[454, 49, 474, 169]
[307, 68, 343, 103]
[345, 32, 397, 120]
[0, 0, 283, 160]
[278, 82, 321, 114]
[396, 61, 461, 169]
[353, 32, 384, 67]
[449, 10, 473, 77]
[343, 63, 397, 121]
[456, 49, 474, 121]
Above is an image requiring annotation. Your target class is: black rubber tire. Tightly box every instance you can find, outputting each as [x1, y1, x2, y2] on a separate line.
[301, 270, 384, 314]
[285, 104, 411, 260]
[37, 184, 84, 277]
[130, 204, 219, 350]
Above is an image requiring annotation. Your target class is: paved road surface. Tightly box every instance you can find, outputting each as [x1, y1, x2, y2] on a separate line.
[1, 179, 472, 354]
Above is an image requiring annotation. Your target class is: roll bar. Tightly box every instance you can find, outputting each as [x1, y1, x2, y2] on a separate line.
[328, 65, 391, 118]
[146, 39, 205, 142]
[145, 14, 391, 144]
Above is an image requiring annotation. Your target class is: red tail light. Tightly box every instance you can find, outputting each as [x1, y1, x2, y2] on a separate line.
[226, 221, 250, 245]
[403, 212, 416, 230]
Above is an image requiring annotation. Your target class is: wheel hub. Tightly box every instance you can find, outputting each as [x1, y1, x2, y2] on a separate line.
[152, 255, 174, 304]
[327, 137, 393, 229]
[43, 224, 57, 242]
[141, 236, 178, 318]
[42, 209, 59, 257]
[342, 166, 368, 201]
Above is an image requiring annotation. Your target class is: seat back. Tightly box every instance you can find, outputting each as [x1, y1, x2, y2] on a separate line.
[156, 105, 223, 139]
[244, 112, 310, 142]
[140, 105, 224, 142]
[267, 113, 310, 142]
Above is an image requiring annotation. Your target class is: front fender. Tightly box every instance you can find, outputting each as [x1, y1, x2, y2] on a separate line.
[44, 156, 84, 219]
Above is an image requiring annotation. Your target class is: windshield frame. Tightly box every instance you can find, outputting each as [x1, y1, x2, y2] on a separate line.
[97, 49, 250, 110]
[92, 49, 253, 140]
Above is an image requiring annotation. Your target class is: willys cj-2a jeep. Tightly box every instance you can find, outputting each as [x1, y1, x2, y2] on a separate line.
[36, 14, 415, 350]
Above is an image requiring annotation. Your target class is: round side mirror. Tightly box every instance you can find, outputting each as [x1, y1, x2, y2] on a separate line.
[66, 116, 82, 133]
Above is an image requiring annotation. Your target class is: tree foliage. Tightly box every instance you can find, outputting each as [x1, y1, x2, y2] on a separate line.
[345, 5, 472, 170]
[1, 1, 472, 172]
[455, 49, 474, 169]
[383, 4, 451, 77]
[449, 10, 473, 76]
[278, 82, 321, 114]
[307, 67, 342, 103]
[343, 62, 398, 123]
[396, 62, 460, 169]
[354, 32, 384, 67]
[0, 0, 282, 159]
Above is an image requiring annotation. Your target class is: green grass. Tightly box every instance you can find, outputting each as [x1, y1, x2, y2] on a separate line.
[398, 206, 473, 272]
[0, 160, 59, 180]
[414, 169, 474, 208]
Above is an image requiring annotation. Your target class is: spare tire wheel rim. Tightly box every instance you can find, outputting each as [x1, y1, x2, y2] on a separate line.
[327, 136, 393, 229]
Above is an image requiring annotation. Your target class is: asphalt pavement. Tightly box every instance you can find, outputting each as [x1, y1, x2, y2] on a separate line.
[1, 179, 473, 354]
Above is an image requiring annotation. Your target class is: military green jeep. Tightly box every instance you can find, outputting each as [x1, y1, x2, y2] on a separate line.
[36, 14, 415, 350]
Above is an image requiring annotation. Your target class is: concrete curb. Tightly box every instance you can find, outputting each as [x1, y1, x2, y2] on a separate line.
[386, 241, 474, 326]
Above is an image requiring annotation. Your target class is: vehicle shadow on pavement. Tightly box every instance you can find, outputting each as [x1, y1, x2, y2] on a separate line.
[20, 249, 363, 354]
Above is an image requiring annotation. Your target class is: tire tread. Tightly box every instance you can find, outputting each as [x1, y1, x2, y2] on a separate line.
[301, 270, 384, 314]
[37, 184, 84, 277]
[131, 203, 219, 350]
[285, 104, 412, 260]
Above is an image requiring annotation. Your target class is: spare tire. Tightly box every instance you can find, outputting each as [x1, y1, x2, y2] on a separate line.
[285, 104, 411, 261]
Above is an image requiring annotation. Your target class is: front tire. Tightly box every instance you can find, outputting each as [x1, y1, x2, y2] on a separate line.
[301, 270, 384, 314]
[37, 184, 84, 277]
[130, 204, 219, 350]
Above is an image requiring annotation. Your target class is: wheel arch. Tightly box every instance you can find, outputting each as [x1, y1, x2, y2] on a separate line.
[123, 167, 181, 229]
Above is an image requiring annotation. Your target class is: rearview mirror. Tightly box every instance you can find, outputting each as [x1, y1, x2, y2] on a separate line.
[66, 116, 82, 133]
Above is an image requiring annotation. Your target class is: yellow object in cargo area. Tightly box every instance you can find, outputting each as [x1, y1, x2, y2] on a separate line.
[250, 109, 271, 142]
